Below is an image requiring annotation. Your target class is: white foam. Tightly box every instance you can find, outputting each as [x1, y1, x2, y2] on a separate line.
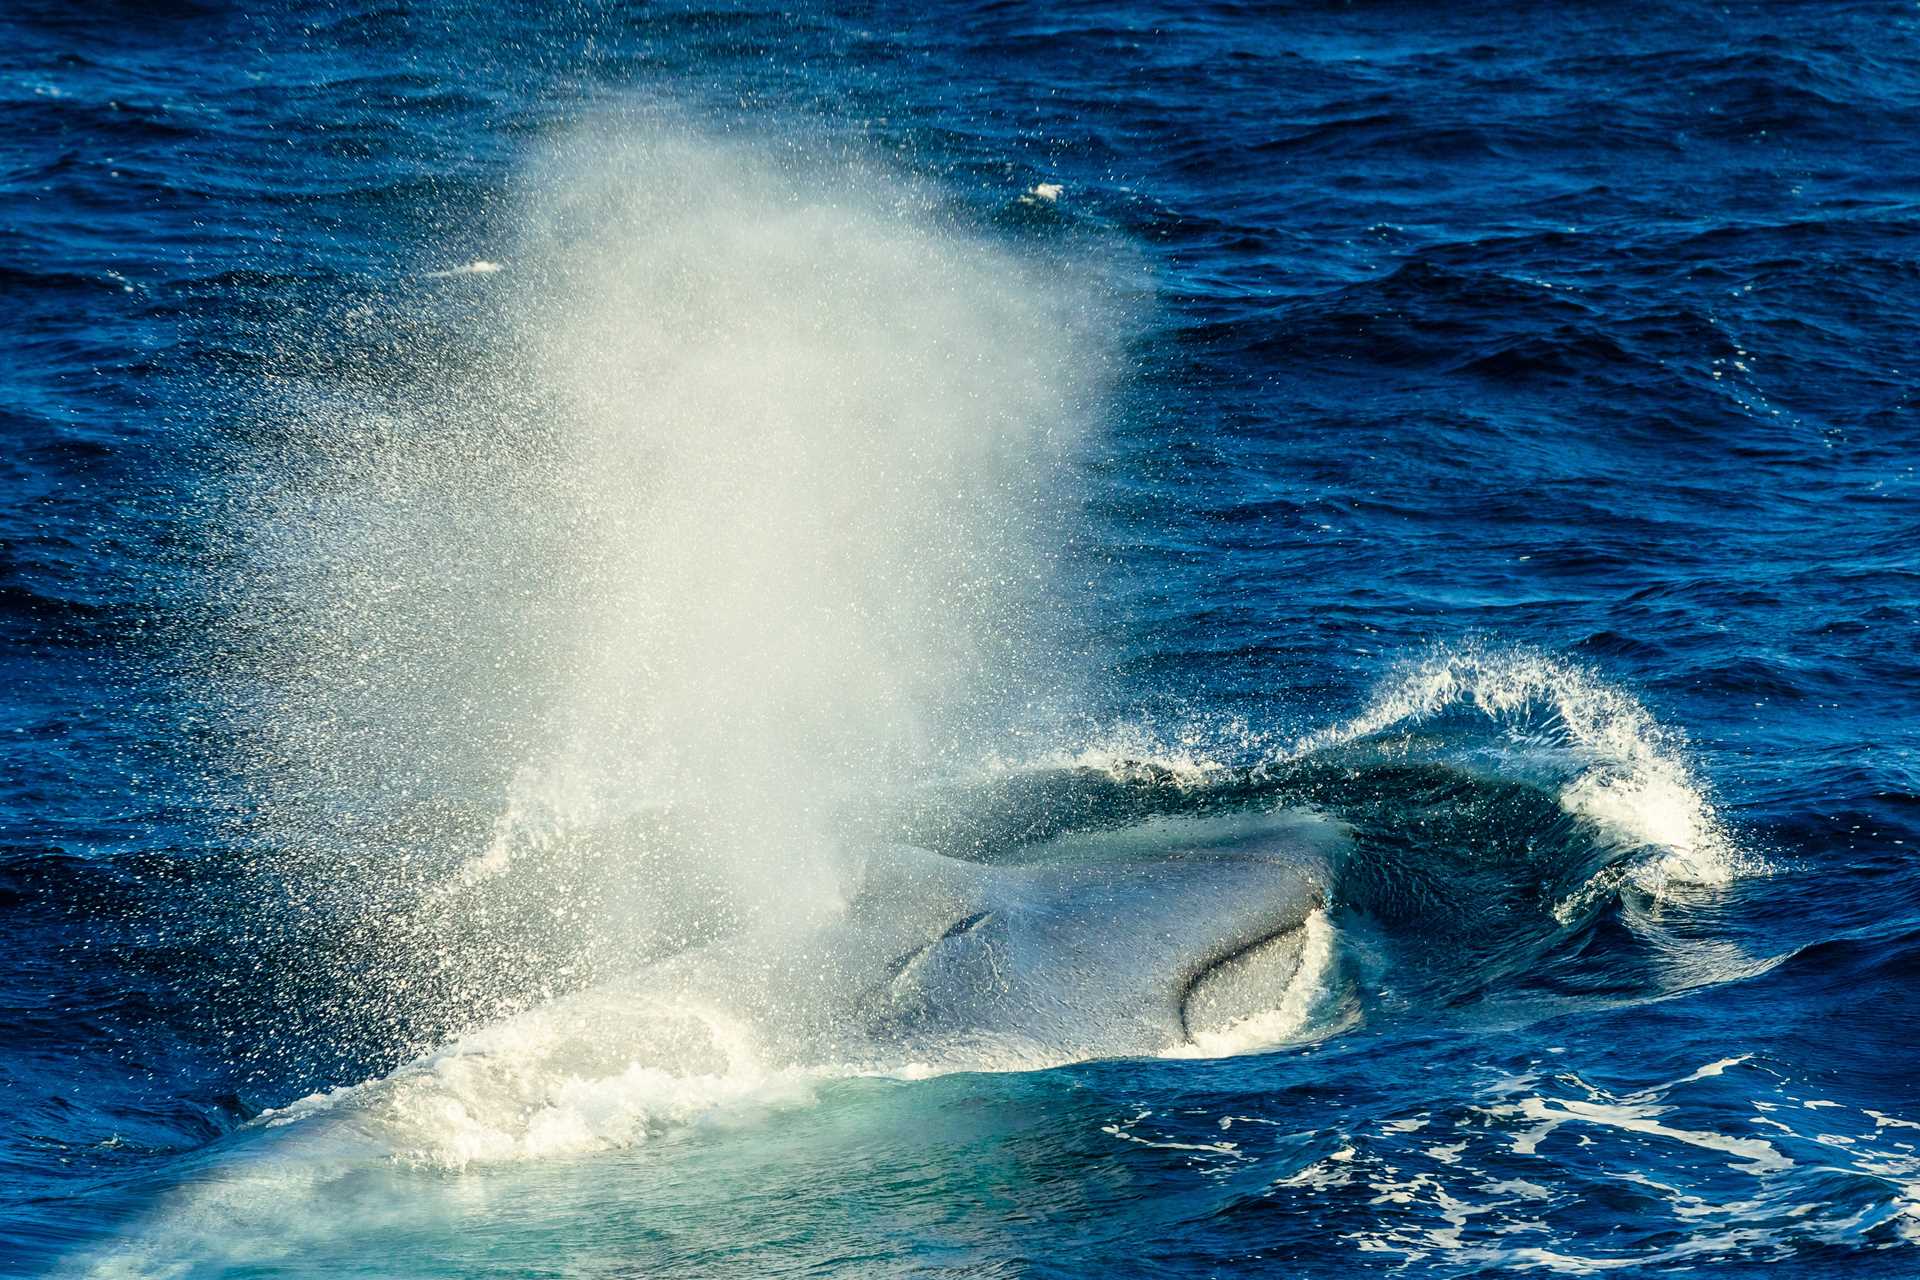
[1167, 908, 1341, 1059]
[216, 123, 1122, 1045]
[256, 991, 824, 1172]
[1278, 644, 1756, 897]
[1294, 1055, 1916, 1272]
[1511, 1096, 1792, 1174]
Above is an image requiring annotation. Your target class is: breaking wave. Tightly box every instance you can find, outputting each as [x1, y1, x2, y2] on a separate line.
[1277, 643, 1756, 898]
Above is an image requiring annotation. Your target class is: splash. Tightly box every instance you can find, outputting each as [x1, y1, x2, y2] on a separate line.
[1278, 643, 1754, 897]
[984, 722, 1245, 788]
[255, 992, 823, 1171]
[205, 121, 1122, 1066]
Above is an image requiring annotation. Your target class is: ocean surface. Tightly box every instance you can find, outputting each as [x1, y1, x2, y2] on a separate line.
[4, 2, 1919, 1276]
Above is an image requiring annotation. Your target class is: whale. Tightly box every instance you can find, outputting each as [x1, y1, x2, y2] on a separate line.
[290, 810, 1347, 1138]
[645, 808, 1345, 1069]
[67, 811, 1347, 1276]
[225, 811, 1346, 1157]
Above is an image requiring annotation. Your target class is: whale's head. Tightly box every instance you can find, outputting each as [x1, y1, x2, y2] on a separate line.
[680, 809, 1347, 1067]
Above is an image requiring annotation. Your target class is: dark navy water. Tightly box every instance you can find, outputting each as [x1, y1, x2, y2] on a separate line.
[5, 2, 1920, 1276]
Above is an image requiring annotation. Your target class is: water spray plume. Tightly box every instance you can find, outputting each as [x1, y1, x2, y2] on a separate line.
[210, 123, 1121, 1062]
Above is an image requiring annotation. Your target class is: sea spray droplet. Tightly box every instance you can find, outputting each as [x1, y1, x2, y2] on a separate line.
[424, 259, 506, 278]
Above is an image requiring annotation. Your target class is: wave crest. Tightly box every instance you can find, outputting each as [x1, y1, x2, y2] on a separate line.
[1280, 643, 1754, 896]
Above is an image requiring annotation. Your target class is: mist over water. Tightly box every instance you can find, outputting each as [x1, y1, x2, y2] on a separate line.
[205, 124, 1123, 1065]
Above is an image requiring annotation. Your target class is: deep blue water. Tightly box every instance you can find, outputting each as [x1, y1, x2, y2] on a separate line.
[5, 2, 1920, 1276]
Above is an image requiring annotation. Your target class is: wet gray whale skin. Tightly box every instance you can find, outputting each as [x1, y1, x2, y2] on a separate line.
[659, 809, 1345, 1065]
